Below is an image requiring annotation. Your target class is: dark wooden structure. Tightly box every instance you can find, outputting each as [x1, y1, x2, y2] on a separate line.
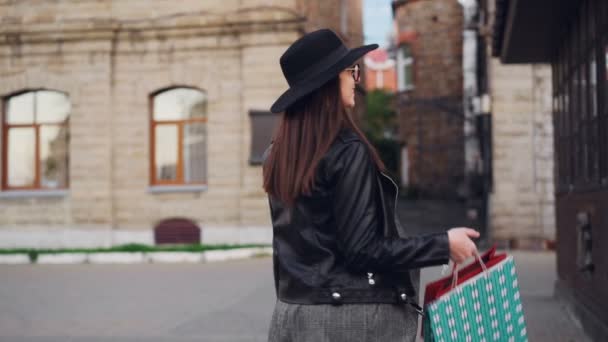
[493, 0, 608, 340]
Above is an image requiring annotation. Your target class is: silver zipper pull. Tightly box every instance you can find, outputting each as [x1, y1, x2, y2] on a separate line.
[367, 272, 375, 285]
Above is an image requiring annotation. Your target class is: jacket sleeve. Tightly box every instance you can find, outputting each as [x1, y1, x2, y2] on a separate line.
[331, 141, 451, 273]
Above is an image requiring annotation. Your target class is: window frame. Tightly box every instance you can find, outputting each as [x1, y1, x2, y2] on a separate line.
[600, 3, 608, 185]
[397, 44, 414, 91]
[1, 89, 70, 191]
[553, 0, 607, 192]
[248, 110, 279, 166]
[149, 86, 208, 186]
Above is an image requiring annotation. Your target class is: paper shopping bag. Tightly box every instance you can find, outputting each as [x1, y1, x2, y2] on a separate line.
[423, 245, 499, 307]
[423, 254, 528, 342]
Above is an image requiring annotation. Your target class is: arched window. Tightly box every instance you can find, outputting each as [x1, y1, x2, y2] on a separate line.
[150, 87, 207, 186]
[2, 90, 70, 190]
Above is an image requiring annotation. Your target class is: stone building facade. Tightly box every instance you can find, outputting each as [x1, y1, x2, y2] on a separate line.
[487, 62, 555, 245]
[490, 0, 608, 339]
[0, 0, 365, 248]
[477, 0, 555, 246]
[392, 0, 465, 197]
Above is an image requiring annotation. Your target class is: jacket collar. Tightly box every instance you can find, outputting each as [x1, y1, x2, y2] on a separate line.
[336, 127, 360, 143]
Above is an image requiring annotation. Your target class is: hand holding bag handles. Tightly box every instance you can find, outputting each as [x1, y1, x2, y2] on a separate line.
[423, 247, 529, 342]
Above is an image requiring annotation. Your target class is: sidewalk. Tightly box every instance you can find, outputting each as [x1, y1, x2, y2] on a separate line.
[418, 251, 590, 342]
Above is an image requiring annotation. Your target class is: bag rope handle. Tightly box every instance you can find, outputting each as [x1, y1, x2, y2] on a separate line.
[450, 249, 488, 290]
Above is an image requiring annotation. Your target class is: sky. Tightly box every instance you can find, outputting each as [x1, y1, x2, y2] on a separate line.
[363, 0, 394, 47]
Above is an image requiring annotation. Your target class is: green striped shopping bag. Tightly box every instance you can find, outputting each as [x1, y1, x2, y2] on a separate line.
[423, 253, 528, 342]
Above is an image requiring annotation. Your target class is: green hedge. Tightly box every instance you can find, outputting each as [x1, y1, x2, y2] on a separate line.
[0, 243, 270, 259]
[369, 136, 401, 186]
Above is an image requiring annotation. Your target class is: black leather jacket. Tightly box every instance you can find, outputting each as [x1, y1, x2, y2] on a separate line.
[264, 128, 450, 308]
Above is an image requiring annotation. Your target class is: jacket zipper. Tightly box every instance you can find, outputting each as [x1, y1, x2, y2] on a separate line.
[380, 171, 399, 215]
[367, 172, 400, 285]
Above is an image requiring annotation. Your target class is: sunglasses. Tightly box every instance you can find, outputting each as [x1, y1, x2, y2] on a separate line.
[344, 64, 361, 83]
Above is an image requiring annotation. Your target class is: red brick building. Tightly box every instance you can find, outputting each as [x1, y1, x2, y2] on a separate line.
[364, 49, 397, 92]
[392, 0, 465, 197]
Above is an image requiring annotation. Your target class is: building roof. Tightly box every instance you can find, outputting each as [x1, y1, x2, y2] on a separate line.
[364, 48, 395, 70]
[366, 49, 389, 63]
[493, 0, 580, 63]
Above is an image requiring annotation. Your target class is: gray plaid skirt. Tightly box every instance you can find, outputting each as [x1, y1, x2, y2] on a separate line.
[267, 299, 419, 342]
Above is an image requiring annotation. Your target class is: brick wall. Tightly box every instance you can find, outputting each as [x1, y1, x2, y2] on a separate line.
[296, 0, 364, 45]
[365, 68, 397, 92]
[393, 0, 465, 197]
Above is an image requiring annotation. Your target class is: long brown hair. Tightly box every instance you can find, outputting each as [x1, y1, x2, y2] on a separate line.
[263, 77, 385, 207]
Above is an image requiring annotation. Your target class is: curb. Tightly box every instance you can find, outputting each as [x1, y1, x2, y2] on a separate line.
[0, 254, 30, 264]
[0, 247, 273, 265]
[146, 252, 203, 263]
[88, 252, 146, 264]
[38, 253, 88, 264]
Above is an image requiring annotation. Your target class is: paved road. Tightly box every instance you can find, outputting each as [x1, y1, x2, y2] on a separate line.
[0, 258, 276, 342]
[0, 252, 590, 342]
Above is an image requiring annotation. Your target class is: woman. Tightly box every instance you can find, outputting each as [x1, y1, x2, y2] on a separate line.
[262, 29, 479, 342]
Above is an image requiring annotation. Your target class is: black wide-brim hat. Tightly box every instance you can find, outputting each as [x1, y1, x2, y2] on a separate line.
[270, 29, 378, 113]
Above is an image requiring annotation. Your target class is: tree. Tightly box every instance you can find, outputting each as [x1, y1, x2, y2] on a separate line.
[364, 89, 397, 141]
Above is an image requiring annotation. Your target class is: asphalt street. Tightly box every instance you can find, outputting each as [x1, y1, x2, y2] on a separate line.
[0, 252, 589, 342]
[0, 258, 276, 342]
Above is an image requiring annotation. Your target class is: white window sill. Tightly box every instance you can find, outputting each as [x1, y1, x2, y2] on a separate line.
[0, 189, 69, 199]
[147, 185, 208, 194]
[398, 86, 415, 92]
